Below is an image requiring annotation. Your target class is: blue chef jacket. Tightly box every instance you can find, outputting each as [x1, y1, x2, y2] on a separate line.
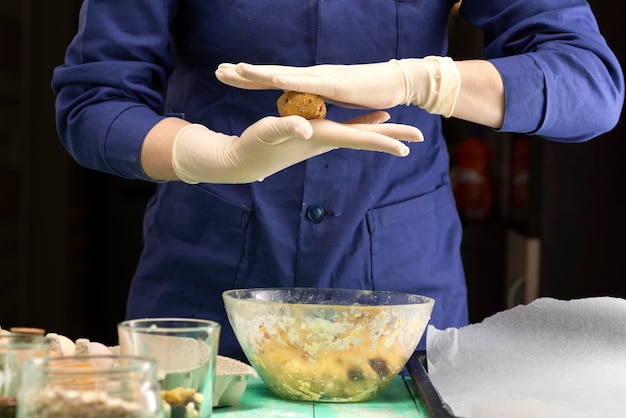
[52, 0, 623, 361]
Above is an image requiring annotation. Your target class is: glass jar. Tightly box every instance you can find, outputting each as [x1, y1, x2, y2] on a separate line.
[17, 355, 164, 418]
[0, 333, 50, 418]
[118, 318, 221, 418]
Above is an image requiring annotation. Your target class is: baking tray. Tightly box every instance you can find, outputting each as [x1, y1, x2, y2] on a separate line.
[406, 351, 458, 418]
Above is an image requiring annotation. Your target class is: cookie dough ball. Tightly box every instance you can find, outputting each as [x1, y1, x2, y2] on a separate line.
[277, 91, 327, 120]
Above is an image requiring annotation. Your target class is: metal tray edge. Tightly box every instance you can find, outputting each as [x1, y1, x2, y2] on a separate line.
[407, 351, 458, 418]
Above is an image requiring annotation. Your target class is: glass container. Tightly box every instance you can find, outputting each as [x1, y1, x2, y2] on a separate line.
[0, 333, 50, 418]
[17, 355, 164, 418]
[223, 287, 434, 402]
[118, 318, 220, 418]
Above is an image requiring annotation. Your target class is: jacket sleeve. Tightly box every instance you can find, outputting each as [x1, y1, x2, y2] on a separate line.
[52, 0, 178, 180]
[459, 0, 624, 142]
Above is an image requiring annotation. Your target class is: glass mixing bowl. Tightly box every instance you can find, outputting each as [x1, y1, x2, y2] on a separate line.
[223, 287, 434, 402]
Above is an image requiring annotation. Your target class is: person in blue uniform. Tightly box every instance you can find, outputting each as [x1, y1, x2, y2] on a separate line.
[52, 0, 623, 362]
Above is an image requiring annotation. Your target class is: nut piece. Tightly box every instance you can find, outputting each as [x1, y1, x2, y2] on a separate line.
[277, 91, 326, 120]
[162, 387, 196, 404]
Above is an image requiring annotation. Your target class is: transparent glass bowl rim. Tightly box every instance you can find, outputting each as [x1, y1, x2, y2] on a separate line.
[0, 334, 50, 349]
[22, 355, 158, 376]
[118, 318, 221, 333]
[223, 287, 435, 307]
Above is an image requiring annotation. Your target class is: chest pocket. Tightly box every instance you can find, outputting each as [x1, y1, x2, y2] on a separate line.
[366, 184, 461, 293]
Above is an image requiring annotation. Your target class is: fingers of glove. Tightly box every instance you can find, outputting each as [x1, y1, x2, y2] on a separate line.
[352, 121, 424, 144]
[323, 99, 369, 109]
[233, 62, 306, 86]
[242, 115, 313, 145]
[234, 63, 354, 104]
[308, 119, 421, 156]
[231, 62, 407, 110]
[215, 63, 275, 90]
[217, 64, 366, 108]
[343, 111, 391, 125]
[219, 62, 354, 105]
[320, 114, 424, 143]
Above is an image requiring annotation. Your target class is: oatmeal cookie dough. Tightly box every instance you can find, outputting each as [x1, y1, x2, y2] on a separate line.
[250, 306, 409, 402]
[277, 91, 327, 119]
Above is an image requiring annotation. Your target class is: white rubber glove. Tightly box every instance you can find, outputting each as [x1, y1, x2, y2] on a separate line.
[172, 113, 423, 184]
[216, 56, 461, 117]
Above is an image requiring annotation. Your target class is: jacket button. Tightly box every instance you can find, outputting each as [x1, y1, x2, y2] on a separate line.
[306, 205, 325, 223]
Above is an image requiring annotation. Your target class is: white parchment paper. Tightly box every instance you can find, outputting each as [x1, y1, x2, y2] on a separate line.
[427, 297, 626, 418]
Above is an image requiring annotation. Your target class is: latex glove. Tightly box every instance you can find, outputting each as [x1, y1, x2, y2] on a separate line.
[216, 57, 461, 117]
[172, 112, 423, 184]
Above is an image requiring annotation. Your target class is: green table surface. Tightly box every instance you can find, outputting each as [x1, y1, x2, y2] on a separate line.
[213, 376, 428, 417]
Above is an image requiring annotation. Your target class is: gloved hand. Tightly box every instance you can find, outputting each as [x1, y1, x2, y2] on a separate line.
[215, 56, 461, 117]
[172, 112, 423, 184]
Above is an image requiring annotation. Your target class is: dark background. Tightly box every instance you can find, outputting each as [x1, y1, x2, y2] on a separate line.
[1, 1, 624, 346]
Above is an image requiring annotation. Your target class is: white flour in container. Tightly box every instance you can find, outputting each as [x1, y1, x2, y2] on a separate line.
[138, 334, 212, 391]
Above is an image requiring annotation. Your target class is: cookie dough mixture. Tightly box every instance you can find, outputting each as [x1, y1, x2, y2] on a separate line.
[242, 305, 422, 402]
[276, 91, 327, 119]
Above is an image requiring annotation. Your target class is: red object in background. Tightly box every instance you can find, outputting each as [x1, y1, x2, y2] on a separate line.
[453, 133, 493, 224]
